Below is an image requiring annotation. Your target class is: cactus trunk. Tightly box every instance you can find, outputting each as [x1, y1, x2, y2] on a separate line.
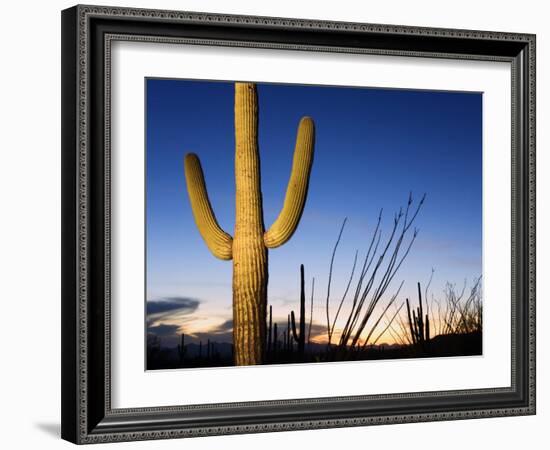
[232, 83, 268, 366]
[184, 82, 315, 366]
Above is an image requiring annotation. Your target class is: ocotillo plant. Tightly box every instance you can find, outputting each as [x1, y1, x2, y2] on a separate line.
[291, 264, 307, 356]
[436, 276, 482, 335]
[405, 282, 430, 350]
[184, 83, 315, 365]
[324, 193, 425, 352]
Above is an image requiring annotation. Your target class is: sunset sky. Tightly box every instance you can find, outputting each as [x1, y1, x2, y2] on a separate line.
[145, 79, 482, 347]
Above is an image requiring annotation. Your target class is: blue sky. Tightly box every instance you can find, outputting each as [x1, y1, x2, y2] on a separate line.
[146, 78, 482, 346]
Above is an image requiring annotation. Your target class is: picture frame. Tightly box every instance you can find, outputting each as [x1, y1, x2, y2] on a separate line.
[61, 4, 536, 444]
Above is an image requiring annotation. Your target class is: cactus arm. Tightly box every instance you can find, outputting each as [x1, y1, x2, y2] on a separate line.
[184, 153, 233, 260]
[264, 117, 315, 248]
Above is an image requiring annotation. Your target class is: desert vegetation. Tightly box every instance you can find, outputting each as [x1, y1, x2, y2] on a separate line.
[148, 193, 482, 370]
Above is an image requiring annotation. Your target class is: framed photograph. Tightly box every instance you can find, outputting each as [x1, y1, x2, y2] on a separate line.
[61, 4, 536, 444]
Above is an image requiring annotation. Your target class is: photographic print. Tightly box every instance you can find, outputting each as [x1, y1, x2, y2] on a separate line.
[61, 8, 535, 442]
[145, 79, 483, 370]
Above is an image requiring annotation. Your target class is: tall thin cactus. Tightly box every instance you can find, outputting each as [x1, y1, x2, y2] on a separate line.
[184, 82, 315, 365]
[308, 277, 315, 345]
[291, 264, 307, 356]
[273, 323, 278, 357]
[406, 282, 431, 350]
[286, 314, 292, 353]
[177, 333, 186, 364]
[267, 304, 273, 355]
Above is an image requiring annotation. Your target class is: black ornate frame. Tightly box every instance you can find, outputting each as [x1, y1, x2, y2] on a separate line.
[61, 4, 536, 444]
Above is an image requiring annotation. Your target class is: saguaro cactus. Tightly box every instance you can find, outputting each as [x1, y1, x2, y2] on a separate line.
[184, 82, 315, 365]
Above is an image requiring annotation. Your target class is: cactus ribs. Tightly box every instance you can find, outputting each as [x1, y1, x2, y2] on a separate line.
[184, 82, 315, 366]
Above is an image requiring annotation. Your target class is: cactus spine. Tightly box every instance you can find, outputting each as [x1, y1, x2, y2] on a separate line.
[290, 264, 307, 356]
[184, 83, 315, 365]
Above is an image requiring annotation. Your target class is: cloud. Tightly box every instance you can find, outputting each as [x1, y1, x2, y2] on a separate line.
[306, 323, 329, 343]
[209, 319, 233, 334]
[146, 318, 331, 347]
[146, 297, 200, 316]
[188, 319, 233, 344]
[147, 323, 181, 338]
[146, 296, 202, 332]
[146, 323, 182, 347]
[192, 331, 233, 344]
[147, 314, 235, 347]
